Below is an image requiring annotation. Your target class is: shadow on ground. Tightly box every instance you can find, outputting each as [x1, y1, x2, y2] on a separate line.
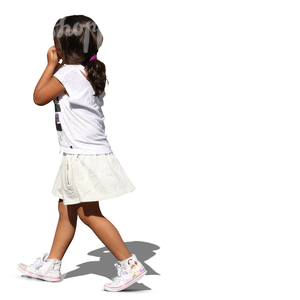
[61, 241, 160, 291]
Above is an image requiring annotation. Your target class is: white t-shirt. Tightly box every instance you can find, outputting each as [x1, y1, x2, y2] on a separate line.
[53, 64, 111, 154]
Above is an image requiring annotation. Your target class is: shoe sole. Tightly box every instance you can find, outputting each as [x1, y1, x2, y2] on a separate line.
[17, 264, 61, 282]
[104, 269, 147, 292]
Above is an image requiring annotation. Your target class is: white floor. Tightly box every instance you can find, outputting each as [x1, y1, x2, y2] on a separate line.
[2, 1, 300, 299]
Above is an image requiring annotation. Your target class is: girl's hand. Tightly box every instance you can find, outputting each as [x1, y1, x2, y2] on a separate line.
[33, 46, 65, 106]
[47, 46, 59, 66]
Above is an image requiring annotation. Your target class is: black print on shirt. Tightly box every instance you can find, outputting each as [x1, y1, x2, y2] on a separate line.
[55, 103, 61, 112]
[54, 97, 62, 131]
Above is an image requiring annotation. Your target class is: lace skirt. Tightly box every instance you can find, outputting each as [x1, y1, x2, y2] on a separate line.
[52, 152, 135, 205]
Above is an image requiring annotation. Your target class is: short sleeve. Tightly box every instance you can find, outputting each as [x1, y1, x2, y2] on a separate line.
[53, 65, 70, 87]
[53, 64, 90, 100]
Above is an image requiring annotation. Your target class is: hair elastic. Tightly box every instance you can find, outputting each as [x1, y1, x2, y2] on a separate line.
[89, 55, 97, 62]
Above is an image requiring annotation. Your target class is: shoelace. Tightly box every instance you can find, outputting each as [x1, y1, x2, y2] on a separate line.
[113, 263, 125, 283]
[30, 257, 45, 270]
[52, 260, 62, 271]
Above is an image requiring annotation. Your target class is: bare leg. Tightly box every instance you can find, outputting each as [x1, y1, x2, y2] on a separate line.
[48, 199, 78, 261]
[77, 202, 131, 262]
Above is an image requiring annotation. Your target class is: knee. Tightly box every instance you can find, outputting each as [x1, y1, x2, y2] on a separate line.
[77, 203, 104, 226]
[58, 199, 78, 220]
[77, 208, 90, 226]
[58, 200, 68, 218]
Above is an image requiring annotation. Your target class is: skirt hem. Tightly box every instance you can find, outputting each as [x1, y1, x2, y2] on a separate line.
[52, 187, 136, 205]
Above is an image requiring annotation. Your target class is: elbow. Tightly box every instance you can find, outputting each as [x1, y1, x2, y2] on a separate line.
[33, 93, 48, 106]
[33, 93, 42, 106]
[33, 98, 43, 106]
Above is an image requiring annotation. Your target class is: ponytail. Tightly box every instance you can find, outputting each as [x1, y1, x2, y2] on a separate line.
[85, 58, 107, 97]
[53, 15, 108, 96]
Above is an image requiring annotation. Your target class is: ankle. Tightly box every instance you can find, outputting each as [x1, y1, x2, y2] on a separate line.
[47, 256, 62, 261]
[118, 255, 133, 264]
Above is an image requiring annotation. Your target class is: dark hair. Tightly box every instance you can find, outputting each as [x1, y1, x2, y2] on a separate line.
[53, 15, 107, 96]
[128, 259, 138, 265]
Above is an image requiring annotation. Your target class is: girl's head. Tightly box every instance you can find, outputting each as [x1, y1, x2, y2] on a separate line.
[53, 15, 107, 96]
[128, 259, 138, 267]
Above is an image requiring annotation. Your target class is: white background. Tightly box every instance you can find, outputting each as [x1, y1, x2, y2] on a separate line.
[1, 0, 300, 299]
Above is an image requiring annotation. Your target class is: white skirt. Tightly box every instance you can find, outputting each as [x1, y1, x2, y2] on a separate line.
[52, 152, 135, 205]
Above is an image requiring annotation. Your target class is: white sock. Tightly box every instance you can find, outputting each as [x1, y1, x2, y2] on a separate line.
[119, 255, 134, 264]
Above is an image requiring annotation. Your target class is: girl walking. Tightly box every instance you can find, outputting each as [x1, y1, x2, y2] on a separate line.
[17, 15, 147, 292]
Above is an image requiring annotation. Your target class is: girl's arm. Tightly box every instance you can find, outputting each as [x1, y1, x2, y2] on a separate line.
[33, 46, 65, 106]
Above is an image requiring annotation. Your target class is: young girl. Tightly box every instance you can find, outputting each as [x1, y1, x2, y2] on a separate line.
[17, 15, 147, 292]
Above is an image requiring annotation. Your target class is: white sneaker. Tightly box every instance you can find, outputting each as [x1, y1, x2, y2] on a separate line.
[104, 254, 147, 292]
[17, 253, 61, 282]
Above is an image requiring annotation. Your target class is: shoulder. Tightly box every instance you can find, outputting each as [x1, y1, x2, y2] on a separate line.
[54, 64, 84, 77]
[54, 64, 85, 84]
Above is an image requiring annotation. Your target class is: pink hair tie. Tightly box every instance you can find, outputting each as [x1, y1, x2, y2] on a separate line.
[89, 55, 97, 62]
